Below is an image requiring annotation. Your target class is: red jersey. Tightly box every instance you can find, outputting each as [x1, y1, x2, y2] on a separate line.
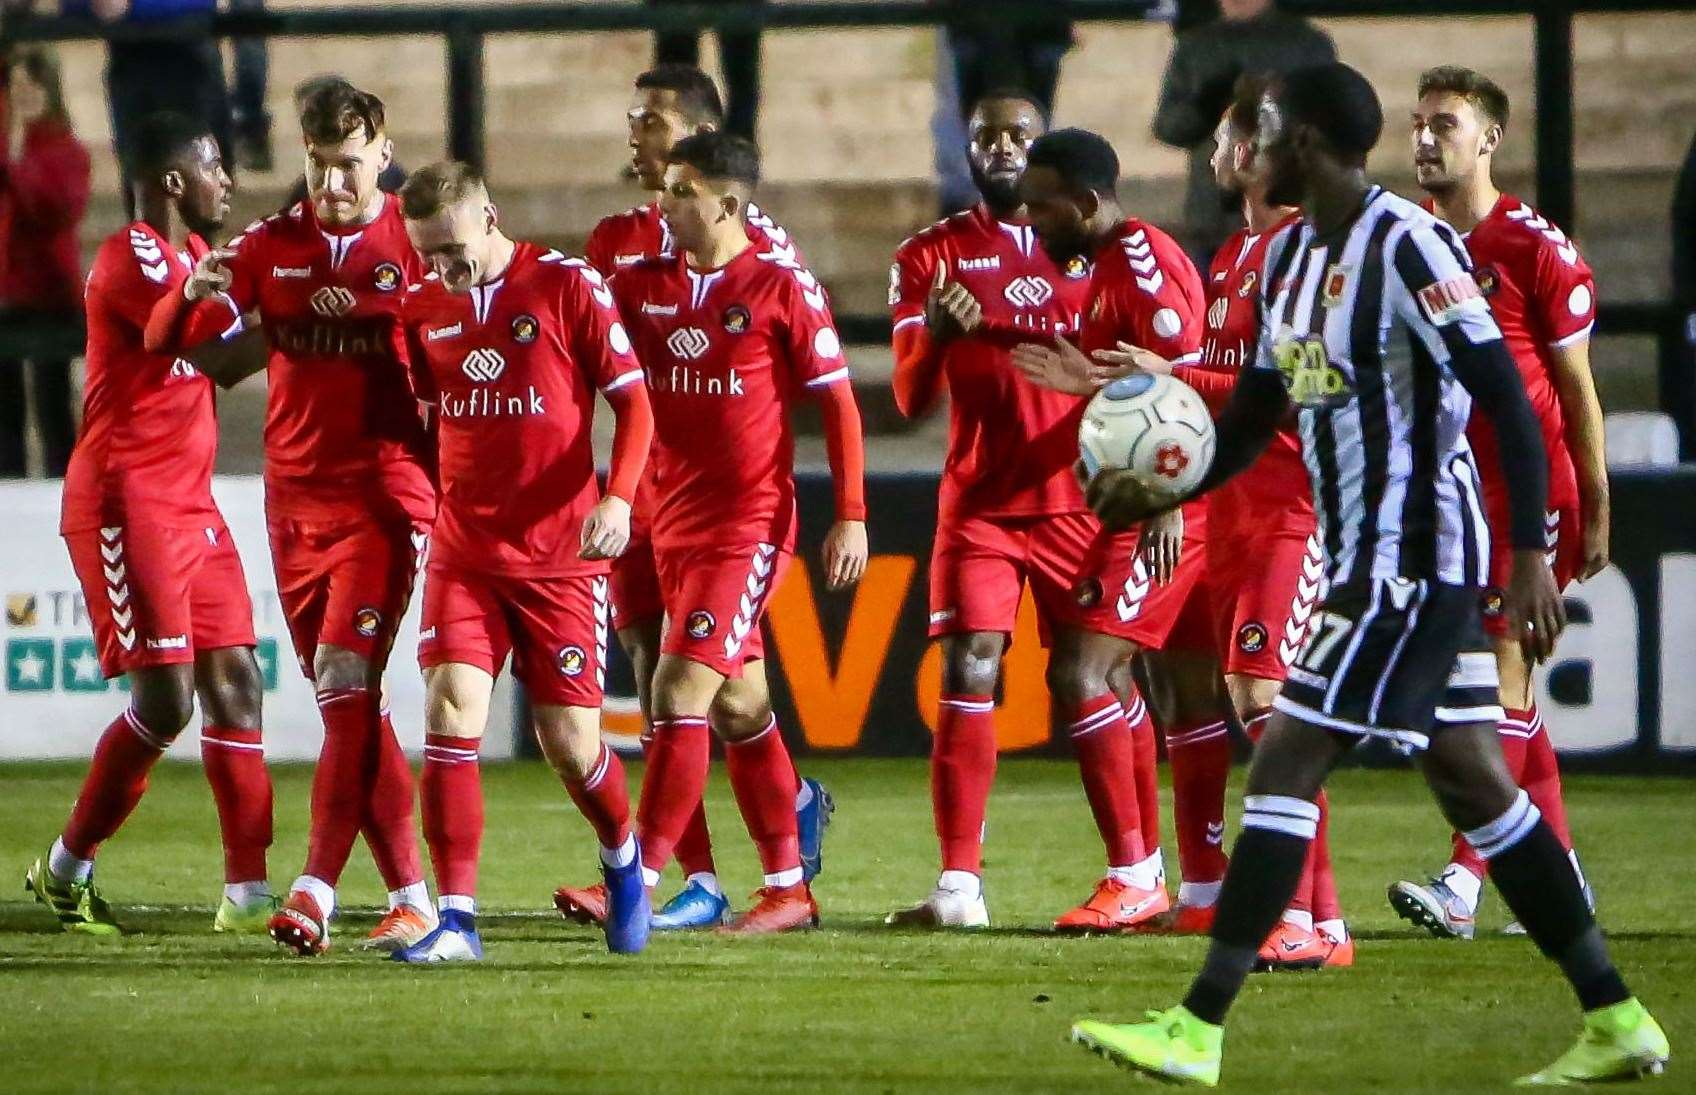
[62, 224, 226, 533]
[612, 244, 849, 552]
[1078, 219, 1206, 364]
[219, 196, 435, 523]
[1450, 194, 1593, 512]
[586, 199, 804, 529]
[1202, 220, 1313, 540]
[890, 205, 1092, 520]
[403, 242, 645, 577]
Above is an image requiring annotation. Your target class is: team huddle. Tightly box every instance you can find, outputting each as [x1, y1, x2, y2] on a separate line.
[25, 51, 1669, 1087]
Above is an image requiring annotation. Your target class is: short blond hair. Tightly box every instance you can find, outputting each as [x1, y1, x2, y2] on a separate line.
[398, 160, 487, 219]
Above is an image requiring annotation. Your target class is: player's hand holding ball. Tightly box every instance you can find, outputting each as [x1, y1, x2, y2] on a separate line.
[1074, 372, 1213, 531]
[823, 519, 868, 591]
[184, 248, 236, 302]
[579, 495, 632, 561]
[1506, 548, 1567, 664]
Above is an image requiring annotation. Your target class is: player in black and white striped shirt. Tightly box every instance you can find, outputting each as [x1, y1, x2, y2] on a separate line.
[1069, 63, 1668, 1088]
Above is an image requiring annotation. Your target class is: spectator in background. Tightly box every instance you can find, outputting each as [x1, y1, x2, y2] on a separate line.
[1153, 0, 1332, 263]
[228, 0, 270, 171]
[647, 0, 762, 139]
[1671, 126, 1696, 457]
[0, 46, 90, 477]
[67, 0, 234, 215]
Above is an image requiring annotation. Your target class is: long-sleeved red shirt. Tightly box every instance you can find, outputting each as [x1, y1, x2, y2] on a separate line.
[0, 117, 92, 312]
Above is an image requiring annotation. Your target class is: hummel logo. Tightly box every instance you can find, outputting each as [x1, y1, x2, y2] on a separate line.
[461, 348, 506, 382]
[667, 326, 711, 360]
[310, 286, 356, 317]
[426, 323, 463, 342]
[145, 634, 189, 651]
[642, 301, 679, 316]
[273, 266, 312, 279]
[1206, 822, 1224, 846]
[957, 255, 1001, 272]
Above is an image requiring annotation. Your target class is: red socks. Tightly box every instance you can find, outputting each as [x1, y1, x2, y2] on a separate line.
[303, 687, 380, 886]
[1125, 691, 1162, 857]
[362, 708, 423, 892]
[421, 733, 482, 898]
[1309, 789, 1341, 924]
[564, 742, 632, 850]
[63, 709, 170, 859]
[200, 725, 272, 883]
[1165, 718, 1231, 889]
[933, 693, 997, 873]
[1451, 705, 1573, 878]
[640, 730, 716, 877]
[1067, 694, 1145, 867]
[723, 715, 803, 878]
[637, 716, 712, 874]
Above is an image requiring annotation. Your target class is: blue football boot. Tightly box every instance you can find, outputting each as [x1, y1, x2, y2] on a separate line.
[602, 844, 651, 955]
[797, 777, 835, 883]
[391, 907, 483, 963]
[650, 879, 732, 931]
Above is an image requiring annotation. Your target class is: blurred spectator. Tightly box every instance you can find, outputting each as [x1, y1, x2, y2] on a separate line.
[1670, 126, 1696, 456]
[932, 6, 1074, 215]
[228, 0, 270, 171]
[65, 0, 234, 214]
[1153, 0, 1333, 263]
[0, 46, 90, 478]
[648, 0, 761, 139]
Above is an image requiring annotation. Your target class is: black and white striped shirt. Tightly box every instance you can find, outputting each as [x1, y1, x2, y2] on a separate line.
[1253, 187, 1499, 588]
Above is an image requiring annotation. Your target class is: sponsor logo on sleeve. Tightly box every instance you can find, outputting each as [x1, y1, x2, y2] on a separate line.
[1416, 273, 1485, 325]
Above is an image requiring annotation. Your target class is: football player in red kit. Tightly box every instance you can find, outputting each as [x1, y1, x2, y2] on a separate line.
[609, 131, 867, 933]
[26, 113, 275, 936]
[1391, 66, 1605, 940]
[1003, 127, 1211, 931]
[391, 162, 656, 960]
[558, 64, 831, 932]
[153, 81, 435, 955]
[1040, 84, 1351, 966]
[882, 91, 1163, 929]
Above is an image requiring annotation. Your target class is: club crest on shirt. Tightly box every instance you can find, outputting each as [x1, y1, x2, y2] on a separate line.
[353, 606, 383, 638]
[1236, 621, 1269, 654]
[1474, 264, 1501, 298]
[511, 313, 539, 344]
[557, 645, 587, 676]
[1064, 255, 1090, 280]
[1238, 269, 1258, 299]
[1320, 264, 1351, 308]
[686, 610, 716, 639]
[1480, 586, 1506, 619]
[1073, 578, 1103, 609]
[372, 263, 402, 292]
[723, 305, 751, 334]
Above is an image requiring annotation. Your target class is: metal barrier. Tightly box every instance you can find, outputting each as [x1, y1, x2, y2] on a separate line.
[2, 0, 1688, 397]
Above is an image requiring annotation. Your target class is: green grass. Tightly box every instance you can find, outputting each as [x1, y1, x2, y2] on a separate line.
[0, 759, 1690, 1093]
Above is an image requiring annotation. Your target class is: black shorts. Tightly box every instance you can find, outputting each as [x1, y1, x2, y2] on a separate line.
[1275, 578, 1501, 752]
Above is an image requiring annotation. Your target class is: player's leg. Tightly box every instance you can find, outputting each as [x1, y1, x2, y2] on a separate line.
[186, 521, 275, 933]
[195, 645, 276, 933]
[1419, 721, 1666, 1084]
[1137, 646, 1229, 930]
[1048, 626, 1168, 931]
[30, 525, 204, 932]
[397, 661, 492, 963]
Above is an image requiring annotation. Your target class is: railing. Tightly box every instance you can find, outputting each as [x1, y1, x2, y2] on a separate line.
[3, 0, 1688, 425]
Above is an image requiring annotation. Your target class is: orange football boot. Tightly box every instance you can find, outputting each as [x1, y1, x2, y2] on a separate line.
[1321, 929, 1355, 968]
[1255, 919, 1328, 971]
[554, 881, 609, 925]
[364, 904, 434, 952]
[1053, 877, 1171, 933]
[1167, 902, 1217, 935]
[718, 884, 819, 934]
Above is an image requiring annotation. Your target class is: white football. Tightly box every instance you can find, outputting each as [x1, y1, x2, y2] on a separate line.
[1078, 372, 1216, 498]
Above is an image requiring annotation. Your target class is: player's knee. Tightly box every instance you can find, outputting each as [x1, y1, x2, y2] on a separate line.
[197, 650, 263, 729]
[130, 669, 198, 740]
[1045, 656, 1113, 709]
[534, 711, 601, 779]
[942, 633, 1003, 695]
[709, 687, 772, 742]
[313, 644, 374, 692]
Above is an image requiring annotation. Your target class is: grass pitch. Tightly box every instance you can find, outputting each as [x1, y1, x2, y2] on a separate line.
[0, 758, 1690, 1093]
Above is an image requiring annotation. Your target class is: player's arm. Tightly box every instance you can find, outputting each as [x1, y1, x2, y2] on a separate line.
[786, 281, 868, 589]
[144, 242, 261, 386]
[1396, 223, 1563, 661]
[1534, 245, 1610, 579]
[889, 245, 958, 418]
[571, 264, 653, 561]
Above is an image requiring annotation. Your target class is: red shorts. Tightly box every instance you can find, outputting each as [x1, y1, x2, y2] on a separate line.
[1480, 501, 1582, 637]
[65, 520, 256, 677]
[267, 513, 429, 679]
[927, 505, 1210, 651]
[610, 530, 664, 632]
[1207, 522, 1324, 680]
[655, 540, 791, 677]
[418, 568, 609, 707]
